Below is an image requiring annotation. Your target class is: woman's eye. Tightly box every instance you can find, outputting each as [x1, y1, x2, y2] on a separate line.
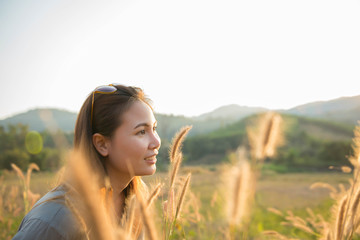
[137, 130, 146, 135]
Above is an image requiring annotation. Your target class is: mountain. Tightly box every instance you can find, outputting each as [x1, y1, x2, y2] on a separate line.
[0, 95, 359, 137]
[195, 104, 268, 121]
[0, 105, 268, 140]
[285, 95, 360, 125]
[0, 108, 77, 132]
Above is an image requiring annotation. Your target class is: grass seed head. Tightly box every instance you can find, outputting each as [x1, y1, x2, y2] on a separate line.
[169, 126, 192, 163]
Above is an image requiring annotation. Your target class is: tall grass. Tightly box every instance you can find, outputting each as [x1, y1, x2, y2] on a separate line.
[11, 163, 40, 215]
[264, 122, 360, 240]
[3, 117, 360, 240]
[164, 126, 193, 240]
[222, 112, 283, 239]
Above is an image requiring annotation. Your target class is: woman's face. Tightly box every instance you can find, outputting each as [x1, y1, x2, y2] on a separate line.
[105, 100, 161, 177]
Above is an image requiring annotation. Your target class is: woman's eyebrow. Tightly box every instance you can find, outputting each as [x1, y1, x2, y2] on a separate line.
[134, 123, 149, 129]
[134, 121, 157, 129]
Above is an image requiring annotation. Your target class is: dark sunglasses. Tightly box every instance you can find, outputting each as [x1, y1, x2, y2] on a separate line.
[91, 84, 118, 126]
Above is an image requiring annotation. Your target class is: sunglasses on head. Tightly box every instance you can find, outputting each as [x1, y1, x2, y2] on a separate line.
[91, 84, 118, 126]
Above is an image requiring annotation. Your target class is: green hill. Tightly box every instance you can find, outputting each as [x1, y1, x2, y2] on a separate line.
[183, 113, 354, 171]
[286, 95, 360, 125]
[0, 107, 265, 141]
[194, 104, 267, 121]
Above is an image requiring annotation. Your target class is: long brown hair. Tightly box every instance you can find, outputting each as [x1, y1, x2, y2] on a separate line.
[73, 84, 152, 195]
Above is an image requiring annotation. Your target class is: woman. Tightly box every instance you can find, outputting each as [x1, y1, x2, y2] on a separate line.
[13, 84, 161, 240]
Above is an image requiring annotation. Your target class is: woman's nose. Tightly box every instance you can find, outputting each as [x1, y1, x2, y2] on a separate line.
[149, 132, 161, 150]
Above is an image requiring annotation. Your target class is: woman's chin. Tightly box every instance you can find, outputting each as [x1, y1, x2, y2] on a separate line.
[138, 165, 157, 176]
[147, 165, 157, 175]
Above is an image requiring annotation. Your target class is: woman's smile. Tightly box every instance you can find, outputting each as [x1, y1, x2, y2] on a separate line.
[144, 151, 158, 164]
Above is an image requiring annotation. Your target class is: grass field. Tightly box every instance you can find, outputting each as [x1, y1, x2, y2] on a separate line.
[145, 166, 352, 239]
[1, 165, 352, 240]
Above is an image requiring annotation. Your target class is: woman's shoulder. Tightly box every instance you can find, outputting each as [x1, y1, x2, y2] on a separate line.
[12, 186, 84, 240]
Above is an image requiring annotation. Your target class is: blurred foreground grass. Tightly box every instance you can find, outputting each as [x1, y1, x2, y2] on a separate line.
[1, 166, 351, 239]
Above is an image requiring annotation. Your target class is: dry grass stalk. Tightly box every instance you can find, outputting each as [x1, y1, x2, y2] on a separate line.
[306, 207, 316, 221]
[293, 222, 317, 236]
[169, 125, 192, 163]
[310, 182, 338, 194]
[247, 112, 283, 162]
[231, 166, 242, 225]
[147, 182, 163, 208]
[10, 164, 25, 182]
[335, 123, 360, 239]
[341, 166, 352, 173]
[66, 150, 116, 240]
[319, 225, 332, 240]
[284, 214, 318, 236]
[263, 113, 283, 158]
[335, 194, 348, 240]
[163, 126, 193, 238]
[11, 163, 40, 213]
[26, 163, 40, 188]
[267, 207, 283, 217]
[268, 207, 329, 239]
[174, 173, 192, 223]
[165, 173, 192, 240]
[350, 188, 360, 219]
[137, 194, 158, 240]
[0, 176, 24, 239]
[180, 191, 202, 224]
[163, 188, 175, 223]
[345, 188, 360, 238]
[349, 124, 360, 167]
[189, 192, 202, 222]
[169, 152, 183, 189]
[229, 158, 254, 226]
[339, 184, 347, 195]
[64, 195, 90, 240]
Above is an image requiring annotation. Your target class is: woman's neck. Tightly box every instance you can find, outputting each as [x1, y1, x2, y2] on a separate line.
[105, 166, 134, 220]
[106, 167, 133, 197]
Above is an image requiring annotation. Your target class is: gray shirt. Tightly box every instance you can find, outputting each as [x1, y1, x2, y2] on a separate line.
[12, 186, 84, 240]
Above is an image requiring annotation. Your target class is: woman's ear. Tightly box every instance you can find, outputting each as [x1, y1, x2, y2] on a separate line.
[92, 133, 110, 157]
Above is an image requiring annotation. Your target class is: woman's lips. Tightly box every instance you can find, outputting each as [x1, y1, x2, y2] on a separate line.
[144, 155, 157, 164]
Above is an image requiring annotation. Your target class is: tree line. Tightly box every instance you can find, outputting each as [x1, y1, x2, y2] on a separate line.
[0, 124, 73, 171]
[0, 115, 355, 172]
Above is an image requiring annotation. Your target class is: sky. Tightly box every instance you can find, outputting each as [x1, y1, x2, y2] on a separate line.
[0, 0, 359, 120]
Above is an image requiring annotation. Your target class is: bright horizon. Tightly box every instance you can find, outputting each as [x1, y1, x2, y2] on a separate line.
[1, 0, 359, 120]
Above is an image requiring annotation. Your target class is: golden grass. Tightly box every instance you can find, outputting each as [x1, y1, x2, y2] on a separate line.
[169, 126, 192, 163]
[247, 112, 283, 163]
[264, 121, 360, 240]
[147, 182, 163, 209]
[66, 150, 116, 240]
[174, 173, 191, 223]
[137, 194, 158, 240]
[5, 117, 360, 240]
[11, 163, 40, 214]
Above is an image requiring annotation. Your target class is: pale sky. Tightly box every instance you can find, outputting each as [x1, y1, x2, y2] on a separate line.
[0, 0, 359, 120]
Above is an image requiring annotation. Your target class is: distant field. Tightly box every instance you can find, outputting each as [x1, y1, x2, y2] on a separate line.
[145, 166, 350, 208]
